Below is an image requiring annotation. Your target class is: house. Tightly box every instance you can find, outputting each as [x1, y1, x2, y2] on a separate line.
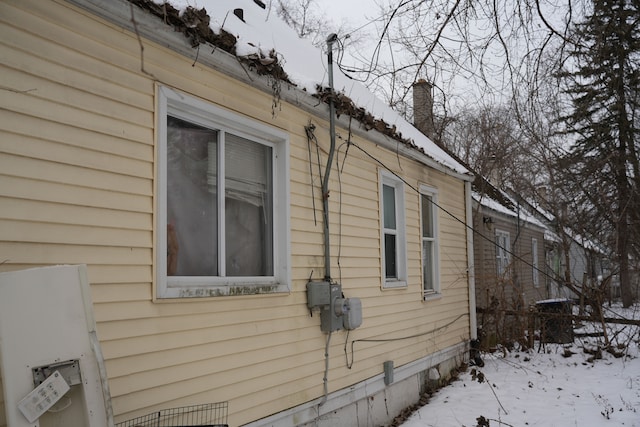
[471, 184, 548, 346]
[523, 201, 620, 304]
[471, 184, 548, 312]
[0, 0, 476, 426]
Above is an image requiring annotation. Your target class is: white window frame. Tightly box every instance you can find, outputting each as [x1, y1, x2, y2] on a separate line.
[380, 171, 407, 288]
[532, 238, 539, 287]
[495, 229, 511, 277]
[156, 86, 290, 298]
[420, 185, 440, 298]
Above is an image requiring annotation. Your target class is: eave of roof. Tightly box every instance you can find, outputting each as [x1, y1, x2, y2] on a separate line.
[67, 0, 472, 181]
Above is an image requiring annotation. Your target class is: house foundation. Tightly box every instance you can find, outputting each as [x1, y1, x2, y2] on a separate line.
[243, 341, 468, 427]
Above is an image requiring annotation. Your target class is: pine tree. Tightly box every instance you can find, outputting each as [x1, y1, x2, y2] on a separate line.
[559, 0, 640, 307]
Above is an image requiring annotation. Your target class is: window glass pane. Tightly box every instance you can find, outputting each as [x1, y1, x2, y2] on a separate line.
[167, 116, 218, 276]
[383, 184, 396, 229]
[225, 133, 274, 276]
[421, 194, 433, 238]
[496, 232, 510, 275]
[423, 240, 433, 291]
[532, 239, 539, 286]
[384, 233, 397, 278]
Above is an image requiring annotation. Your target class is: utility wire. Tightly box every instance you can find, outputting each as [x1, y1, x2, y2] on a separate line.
[332, 1, 416, 82]
[344, 313, 469, 369]
[341, 137, 562, 287]
[309, 118, 565, 295]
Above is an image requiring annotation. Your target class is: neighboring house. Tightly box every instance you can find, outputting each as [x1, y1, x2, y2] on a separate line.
[513, 194, 640, 308]
[523, 202, 619, 303]
[0, 1, 476, 426]
[471, 186, 548, 310]
[546, 223, 640, 304]
[470, 185, 548, 346]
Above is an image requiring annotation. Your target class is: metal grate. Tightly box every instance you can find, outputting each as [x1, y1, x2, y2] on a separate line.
[115, 402, 228, 427]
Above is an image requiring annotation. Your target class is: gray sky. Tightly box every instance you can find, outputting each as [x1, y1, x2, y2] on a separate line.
[316, 0, 381, 35]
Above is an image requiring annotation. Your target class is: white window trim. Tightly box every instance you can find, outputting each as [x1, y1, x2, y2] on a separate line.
[532, 238, 539, 287]
[420, 184, 440, 298]
[156, 86, 290, 298]
[495, 229, 511, 277]
[380, 171, 407, 288]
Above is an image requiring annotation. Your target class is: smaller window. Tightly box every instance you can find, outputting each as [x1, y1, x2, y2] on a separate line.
[380, 172, 406, 288]
[420, 185, 440, 297]
[532, 238, 539, 287]
[495, 229, 511, 277]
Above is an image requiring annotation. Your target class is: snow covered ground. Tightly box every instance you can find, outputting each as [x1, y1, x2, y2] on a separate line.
[401, 303, 640, 427]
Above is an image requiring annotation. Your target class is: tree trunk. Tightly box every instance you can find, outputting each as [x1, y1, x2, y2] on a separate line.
[614, 19, 634, 308]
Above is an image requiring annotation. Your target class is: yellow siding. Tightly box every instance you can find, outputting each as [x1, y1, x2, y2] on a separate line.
[0, 1, 471, 426]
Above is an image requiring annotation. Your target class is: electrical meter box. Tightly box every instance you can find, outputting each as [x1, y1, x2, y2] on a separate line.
[307, 281, 362, 332]
[306, 281, 332, 309]
[319, 283, 343, 332]
[339, 298, 362, 330]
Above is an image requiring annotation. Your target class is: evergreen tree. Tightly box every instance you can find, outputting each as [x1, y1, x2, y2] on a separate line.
[559, 0, 640, 307]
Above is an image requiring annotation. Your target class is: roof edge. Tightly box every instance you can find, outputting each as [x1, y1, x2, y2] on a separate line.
[66, 0, 472, 181]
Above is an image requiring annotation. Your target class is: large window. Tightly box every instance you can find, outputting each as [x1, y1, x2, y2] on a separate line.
[157, 87, 289, 298]
[495, 229, 511, 277]
[380, 172, 406, 288]
[420, 185, 440, 297]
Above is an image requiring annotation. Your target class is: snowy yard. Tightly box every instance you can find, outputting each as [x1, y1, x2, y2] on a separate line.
[400, 303, 640, 427]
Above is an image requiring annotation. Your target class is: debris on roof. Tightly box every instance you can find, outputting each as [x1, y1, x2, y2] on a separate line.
[128, 0, 468, 174]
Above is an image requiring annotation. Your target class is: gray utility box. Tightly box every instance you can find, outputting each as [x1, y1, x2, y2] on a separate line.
[307, 281, 362, 332]
[307, 280, 333, 309]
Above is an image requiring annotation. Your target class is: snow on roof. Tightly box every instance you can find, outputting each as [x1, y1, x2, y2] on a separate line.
[473, 191, 546, 229]
[151, 0, 468, 175]
[563, 227, 609, 255]
[544, 228, 561, 243]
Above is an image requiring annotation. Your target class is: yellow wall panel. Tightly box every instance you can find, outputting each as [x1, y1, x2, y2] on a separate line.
[0, 5, 151, 92]
[2, 90, 152, 145]
[0, 42, 152, 111]
[0, 110, 153, 161]
[1, 65, 151, 127]
[0, 197, 152, 230]
[0, 242, 151, 266]
[0, 133, 152, 180]
[0, 177, 152, 214]
[0, 153, 151, 196]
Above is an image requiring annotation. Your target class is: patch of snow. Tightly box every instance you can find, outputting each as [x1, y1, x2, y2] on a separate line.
[535, 298, 572, 304]
[544, 228, 561, 243]
[401, 303, 640, 427]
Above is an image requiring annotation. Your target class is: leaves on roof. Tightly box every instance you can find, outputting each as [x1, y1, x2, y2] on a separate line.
[129, 0, 236, 50]
[128, 0, 291, 83]
[314, 85, 425, 152]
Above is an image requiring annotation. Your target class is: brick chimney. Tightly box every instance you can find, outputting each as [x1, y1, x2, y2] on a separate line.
[413, 79, 435, 141]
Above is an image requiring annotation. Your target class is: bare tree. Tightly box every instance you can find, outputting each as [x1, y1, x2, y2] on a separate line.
[275, 0, 362, 48]
[276, 0, 638, 304]
[443, 104, 534, 191]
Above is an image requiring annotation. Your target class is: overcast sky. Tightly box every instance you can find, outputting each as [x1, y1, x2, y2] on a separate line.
[317, 0, 377, 25]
